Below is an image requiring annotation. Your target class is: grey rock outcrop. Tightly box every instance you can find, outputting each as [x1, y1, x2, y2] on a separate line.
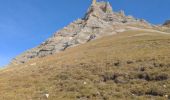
[11, 1, 152, 65]
[163, 20, 170, 27]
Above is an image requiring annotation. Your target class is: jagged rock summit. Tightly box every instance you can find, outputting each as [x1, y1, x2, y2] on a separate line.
[11, 0, 152, 65]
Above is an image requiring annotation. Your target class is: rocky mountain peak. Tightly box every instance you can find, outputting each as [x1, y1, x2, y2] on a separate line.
[84, 1, 113, 20]
[11, 1, 152, 65]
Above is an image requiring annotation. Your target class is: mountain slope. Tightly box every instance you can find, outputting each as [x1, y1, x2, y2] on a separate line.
[11, 1, 153, 65]
[1, 30, 170, 100]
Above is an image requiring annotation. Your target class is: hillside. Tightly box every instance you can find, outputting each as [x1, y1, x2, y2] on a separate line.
[0, 30, 170, 100]
[1, 0, 170, 100]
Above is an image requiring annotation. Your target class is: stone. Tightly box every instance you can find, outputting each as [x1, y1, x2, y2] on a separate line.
[115, 76, 128, 84]
[83, 82, 87, 85]
[45, 94, 49, 98]
[165, 95, 168, 98]
[163, 85, 166, 88]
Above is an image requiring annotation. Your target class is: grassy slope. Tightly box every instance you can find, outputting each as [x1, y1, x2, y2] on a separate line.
[0, 30, 170, 100]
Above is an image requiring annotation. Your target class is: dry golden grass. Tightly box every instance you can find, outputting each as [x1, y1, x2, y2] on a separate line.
[0, 30, 170, 100]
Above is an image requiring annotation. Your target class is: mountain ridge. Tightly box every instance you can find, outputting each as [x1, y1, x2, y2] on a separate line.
[11, 1, 154, 65]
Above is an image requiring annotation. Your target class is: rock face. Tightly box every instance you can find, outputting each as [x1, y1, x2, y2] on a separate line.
[11, 1, 152, 65]
[163, 20, 170, 27]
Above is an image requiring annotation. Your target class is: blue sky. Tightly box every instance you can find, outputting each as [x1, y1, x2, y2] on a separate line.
[0, 0, 170, 67]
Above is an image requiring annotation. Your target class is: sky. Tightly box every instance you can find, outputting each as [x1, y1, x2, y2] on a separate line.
[0, 0, 170, 67]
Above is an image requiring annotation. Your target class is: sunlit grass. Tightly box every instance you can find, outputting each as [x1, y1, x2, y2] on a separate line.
[0, 30, 170, 100]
